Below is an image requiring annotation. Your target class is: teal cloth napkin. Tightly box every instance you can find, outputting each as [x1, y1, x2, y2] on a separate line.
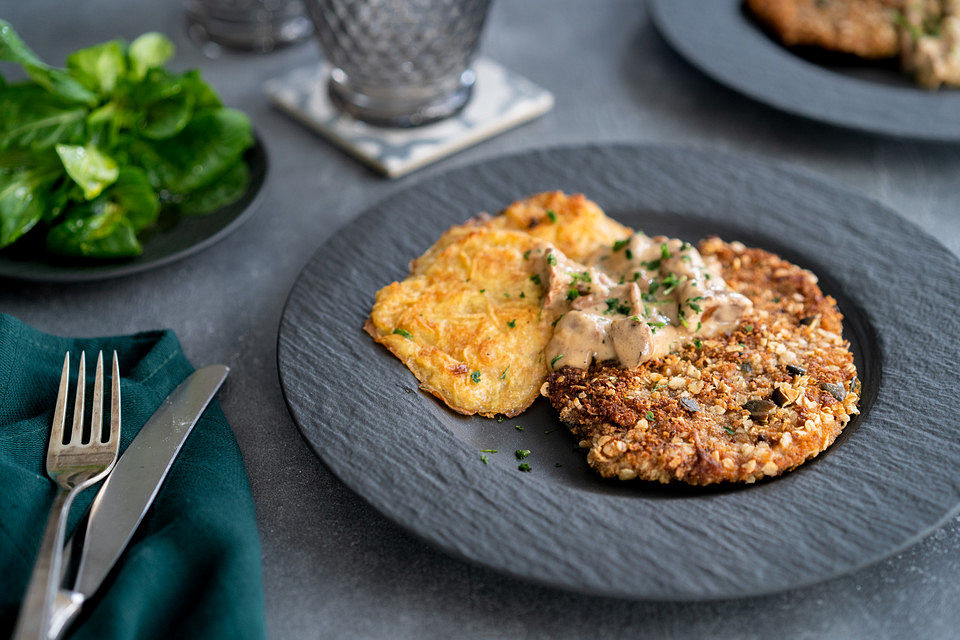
[0, 314, 266, 640]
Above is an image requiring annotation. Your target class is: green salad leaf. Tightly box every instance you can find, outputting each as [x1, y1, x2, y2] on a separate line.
[0, 20, 97, 105]
[133, 69, 195, 140]
[127, 33, 174, 80]
[0, 22, 253, 258]
[46, 200, 140, 257]
[130, 108, 252, 192]
[176, 160, 248, 215]
[66, 40, 126, 95]
[0, 162, 61, 246]
[109, 166, 159, 230]
[55, 143, 119, 200]
[0, 84, 87, 150]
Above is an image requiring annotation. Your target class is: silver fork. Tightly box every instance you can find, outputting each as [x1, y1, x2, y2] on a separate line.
[12, 351, 121, 640]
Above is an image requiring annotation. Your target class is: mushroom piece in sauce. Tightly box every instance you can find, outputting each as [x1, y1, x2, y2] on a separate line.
[542, 234, 752, 371]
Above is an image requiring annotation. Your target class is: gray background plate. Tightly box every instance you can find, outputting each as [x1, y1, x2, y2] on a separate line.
[648, 0, 960, 141]
[277, 144, 960, 599]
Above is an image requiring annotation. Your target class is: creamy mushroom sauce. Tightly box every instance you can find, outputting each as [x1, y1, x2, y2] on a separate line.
[539, 233, 751, 370]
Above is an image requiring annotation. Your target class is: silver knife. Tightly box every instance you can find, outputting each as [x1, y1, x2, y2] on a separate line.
[46, 365, 229, 639]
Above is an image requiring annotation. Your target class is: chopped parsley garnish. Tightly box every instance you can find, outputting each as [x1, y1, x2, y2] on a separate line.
[641, 259, 661, 271]
[647, 320, 667, 333]
[661, 273, 684, 294]
[704, 273, 712, 281]
[604, 298, 631, 315]
[507, 319, 516, 328]
[546, 209, 558, 223]
[515, 425, 524, 431]
[546, 253, 557, 266]
[551, 313, 565, 327]
[696, 320, 702, 332]
[660, 243, 671, 260]
[518, 463, 532, 472]
[566, 288, 580, 301]
[515, 449, 531, 460]
[688, 301, 702, 313]
[693, 338, 703, 350]
[481, 449, 498, 453]
[479, 288, 486, 293]
[504, 293, 510, 298]
[550, 354, 564, 368]
[612, 238, 630, 251]
[520, 292, 525, 298]
[523, 250, 531, 260]
[648, 280, 661, 295]
[625, 249, 633, 260]
[392, 328, 413, 339]
[632, 271, 643, 281]
[645, 410, 655, 421]
[569, 270, 592, 283]
[681, 241, 691, 251]
[772, 296, 781, 303]
[481, 455, 488, 464]
[629, 314, 642, 323]
[499, 367, 508, 380]
[723, 425, 736, 435]
[530, 273, 542, 285]
[743, 324, 753, 333]
[470, 370, 482, 384]
[681, 255, 692, 264]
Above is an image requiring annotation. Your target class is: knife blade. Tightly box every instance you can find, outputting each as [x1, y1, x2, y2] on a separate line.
[47, 364, 229, 639]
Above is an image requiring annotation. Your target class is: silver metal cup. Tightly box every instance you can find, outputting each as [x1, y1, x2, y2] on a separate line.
[304, 0, 493, 127]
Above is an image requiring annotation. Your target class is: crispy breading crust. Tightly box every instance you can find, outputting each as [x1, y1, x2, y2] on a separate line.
[544, 238, 860, 485]
[746, 0, 902, 59]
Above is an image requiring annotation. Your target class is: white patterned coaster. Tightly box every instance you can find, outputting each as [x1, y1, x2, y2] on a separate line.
[264, 58, 554, 178]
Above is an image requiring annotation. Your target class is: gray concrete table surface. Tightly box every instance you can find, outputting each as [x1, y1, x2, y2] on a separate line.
[2, 1, 958, 638]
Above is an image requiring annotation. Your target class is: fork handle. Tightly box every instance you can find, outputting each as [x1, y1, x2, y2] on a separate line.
[12, 486, 77, 640]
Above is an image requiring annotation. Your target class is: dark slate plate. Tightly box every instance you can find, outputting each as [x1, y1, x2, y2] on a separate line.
[277, 145, 960, 600]
[0, 135, 268, 283]
[648, 0, 960, 141]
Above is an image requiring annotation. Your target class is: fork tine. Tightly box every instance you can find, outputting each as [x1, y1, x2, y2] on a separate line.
[109, 350, 121, 445]
[50, 353, 70, 446]
[69, 351, 85, 445]
[89, 351, 104, 444]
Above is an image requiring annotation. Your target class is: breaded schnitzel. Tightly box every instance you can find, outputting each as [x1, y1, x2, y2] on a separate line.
[543, 238, 860, 485]
[746, 0, 902, 58]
